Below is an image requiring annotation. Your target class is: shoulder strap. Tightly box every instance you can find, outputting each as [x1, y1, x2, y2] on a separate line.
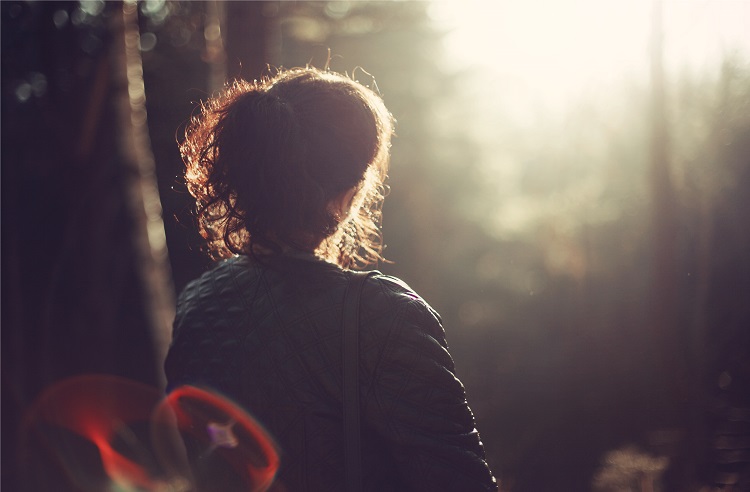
[342, 271, 374, 492]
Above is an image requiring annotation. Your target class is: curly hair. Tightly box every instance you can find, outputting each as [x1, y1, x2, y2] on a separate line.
[180, 67, 394, 269]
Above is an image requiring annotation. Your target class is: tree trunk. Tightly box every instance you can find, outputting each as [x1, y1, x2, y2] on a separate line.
[116, 1, 176, 389]
[649, 0, 681, 404]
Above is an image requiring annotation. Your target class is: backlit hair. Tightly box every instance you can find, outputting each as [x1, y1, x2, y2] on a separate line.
[180, 67, 394, 268]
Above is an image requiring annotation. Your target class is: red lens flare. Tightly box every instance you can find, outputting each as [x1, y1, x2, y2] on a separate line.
[23, 375, 164, 490]
[22, 375, 280, 492]
[153, 386, 280, 492]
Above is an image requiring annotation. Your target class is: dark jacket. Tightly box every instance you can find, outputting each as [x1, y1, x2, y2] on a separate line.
[165, 254, 497, 491]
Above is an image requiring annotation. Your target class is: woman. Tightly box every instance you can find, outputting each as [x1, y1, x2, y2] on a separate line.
[165, 67, 497, 491]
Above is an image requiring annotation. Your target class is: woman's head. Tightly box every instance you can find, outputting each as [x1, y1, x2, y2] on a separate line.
[181, 67, 394, 268]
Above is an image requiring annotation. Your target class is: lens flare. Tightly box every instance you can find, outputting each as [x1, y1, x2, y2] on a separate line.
[153, 385, 280, 492]
[23, 375, 164, 490]
[22, 375, 280, 492]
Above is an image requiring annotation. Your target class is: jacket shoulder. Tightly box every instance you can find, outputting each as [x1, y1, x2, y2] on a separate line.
[360, 272, 441, 323]
[356, 272, 448, 362]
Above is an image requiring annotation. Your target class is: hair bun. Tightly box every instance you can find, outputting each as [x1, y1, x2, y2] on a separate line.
[181, 67, 393, 268]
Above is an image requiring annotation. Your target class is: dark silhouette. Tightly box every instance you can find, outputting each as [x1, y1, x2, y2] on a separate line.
[164, 67, 498, 491]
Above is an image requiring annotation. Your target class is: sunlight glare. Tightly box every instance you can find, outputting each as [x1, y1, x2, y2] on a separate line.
[430, 0, 750, 113]
[431, 0, 650, 111]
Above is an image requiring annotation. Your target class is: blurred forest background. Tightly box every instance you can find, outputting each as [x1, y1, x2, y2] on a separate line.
[2, 1, 749, 491]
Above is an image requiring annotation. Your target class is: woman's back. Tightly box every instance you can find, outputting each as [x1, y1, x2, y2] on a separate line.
[165, 254, 495, 491]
